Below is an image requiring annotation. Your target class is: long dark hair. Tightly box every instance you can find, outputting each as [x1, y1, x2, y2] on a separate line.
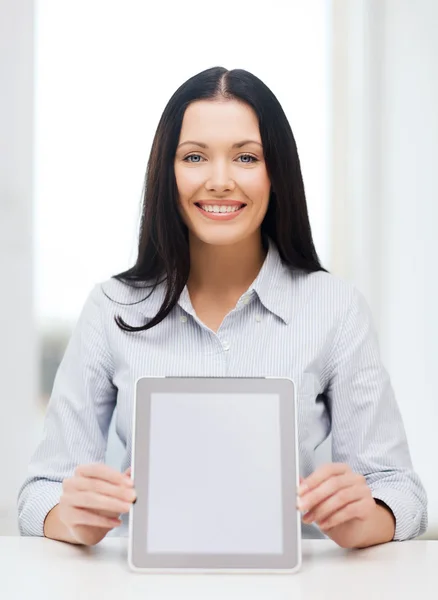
[112, 66, 327, 332]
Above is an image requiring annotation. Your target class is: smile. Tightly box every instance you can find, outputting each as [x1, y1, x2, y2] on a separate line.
[195, 202, 246, 221]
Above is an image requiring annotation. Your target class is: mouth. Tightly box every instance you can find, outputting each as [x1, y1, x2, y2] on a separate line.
[194, 201, 247, 221]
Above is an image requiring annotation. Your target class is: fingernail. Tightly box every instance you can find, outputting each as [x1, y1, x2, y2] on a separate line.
[303, 515, 313, 524]
[297, 498, 307, 511]
[126, 489, 136, 502]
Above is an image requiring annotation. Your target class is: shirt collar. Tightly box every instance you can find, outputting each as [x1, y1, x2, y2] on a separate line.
[248, 238, 293, 324]
[137, 239, 294, 324]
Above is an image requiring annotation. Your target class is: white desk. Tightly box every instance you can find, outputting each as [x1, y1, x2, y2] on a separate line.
[1, 537, 436, 600]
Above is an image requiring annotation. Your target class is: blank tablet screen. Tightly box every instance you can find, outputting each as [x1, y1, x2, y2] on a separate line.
[146, 393, 283, 555]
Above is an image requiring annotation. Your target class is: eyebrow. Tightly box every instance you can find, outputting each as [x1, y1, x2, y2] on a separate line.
[177, 140, 263, 149]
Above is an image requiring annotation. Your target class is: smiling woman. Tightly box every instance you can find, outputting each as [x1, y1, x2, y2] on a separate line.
[112, 67, 323, 333]
[19, 65, 427, 549]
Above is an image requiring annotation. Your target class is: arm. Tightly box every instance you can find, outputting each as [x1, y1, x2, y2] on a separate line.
[325, 287, 427, 542]
[17, 285, 117, 537]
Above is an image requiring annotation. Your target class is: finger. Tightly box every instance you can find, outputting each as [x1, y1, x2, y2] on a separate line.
[75, 464, 133, 487]
[65, 491, 133, 515]
[124, 467, 132, 477]
[67, 507, 122, 529]
[89, 508, 124, 519]
[302, 484, 365, 525]
[297, 472, 358, 513]
[73, 477, 136, 503]
[319, 498, 369, 531]
[299, 464, 350, 495]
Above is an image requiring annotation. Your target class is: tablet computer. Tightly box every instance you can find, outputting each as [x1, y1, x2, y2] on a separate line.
[128, 376, 301, 574]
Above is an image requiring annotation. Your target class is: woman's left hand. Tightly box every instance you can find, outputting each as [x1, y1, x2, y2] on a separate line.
[298, 463, 380, 546]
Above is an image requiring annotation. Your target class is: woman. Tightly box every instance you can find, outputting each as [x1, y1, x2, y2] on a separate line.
[18, 66, 427, 548]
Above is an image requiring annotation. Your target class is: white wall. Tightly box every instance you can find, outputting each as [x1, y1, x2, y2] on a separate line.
[379, 0, 438, 536]
[331, 0, 438, 536]
[0, 0, 37, 534]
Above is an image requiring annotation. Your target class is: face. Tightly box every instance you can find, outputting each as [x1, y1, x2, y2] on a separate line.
[174, 99, 271, 247]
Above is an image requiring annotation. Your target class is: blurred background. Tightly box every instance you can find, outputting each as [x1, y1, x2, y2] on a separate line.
[1, 0, 436, 536]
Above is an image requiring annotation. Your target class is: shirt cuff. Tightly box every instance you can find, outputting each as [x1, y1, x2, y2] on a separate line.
[371, 486, 425, 541]
[18, 482, 63, 537]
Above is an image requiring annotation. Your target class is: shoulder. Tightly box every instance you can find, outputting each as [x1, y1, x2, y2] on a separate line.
[98, 276, 156, 303]
[301, 269, 356, 300]
[289, 268, 370, 326]
[294, 268, 356, 305]
[92, 276, 165, 325]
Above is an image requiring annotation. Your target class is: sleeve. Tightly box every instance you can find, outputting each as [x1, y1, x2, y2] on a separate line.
[17, 284, 117, 536]
[326, 287, 428, 541]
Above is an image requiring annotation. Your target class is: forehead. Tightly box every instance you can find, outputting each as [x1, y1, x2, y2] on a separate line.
[179, 99, 261, 143]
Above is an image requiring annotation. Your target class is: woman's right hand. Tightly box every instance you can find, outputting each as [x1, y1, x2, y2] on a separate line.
[45, 463, 136, 546]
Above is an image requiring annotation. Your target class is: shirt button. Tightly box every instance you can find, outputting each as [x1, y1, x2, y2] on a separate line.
[243, 296, 250, 305]
[255, 314, 262, 322]
[180, 315, 187, 323]
[222, 340, 230, 351]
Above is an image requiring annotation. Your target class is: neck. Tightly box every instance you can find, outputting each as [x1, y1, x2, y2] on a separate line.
[187, 232, 267, 296]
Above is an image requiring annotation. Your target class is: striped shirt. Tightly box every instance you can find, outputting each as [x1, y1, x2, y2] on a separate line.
[17, 240, 427, 540]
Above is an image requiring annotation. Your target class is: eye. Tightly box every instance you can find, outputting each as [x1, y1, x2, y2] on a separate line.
[183, 154, 205, 163]
[237, 154, 258, 164]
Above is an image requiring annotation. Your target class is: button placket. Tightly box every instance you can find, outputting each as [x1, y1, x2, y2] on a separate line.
[222, 340, 231, 351]
[216, 321, 231, 353]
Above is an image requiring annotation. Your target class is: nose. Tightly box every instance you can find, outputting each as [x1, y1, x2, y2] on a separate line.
[205, 160, 235, 193]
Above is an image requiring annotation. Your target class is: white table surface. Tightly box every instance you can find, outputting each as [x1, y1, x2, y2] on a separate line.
[1, 536, 435, 600]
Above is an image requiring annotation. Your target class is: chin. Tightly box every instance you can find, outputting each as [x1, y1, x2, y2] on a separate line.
[192, 227, 249, 247]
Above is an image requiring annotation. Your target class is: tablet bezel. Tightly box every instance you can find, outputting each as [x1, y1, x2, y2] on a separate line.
[128, 376, 301, 573]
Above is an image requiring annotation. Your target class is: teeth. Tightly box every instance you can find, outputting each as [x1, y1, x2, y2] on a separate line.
[200, 204, 241, 213]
